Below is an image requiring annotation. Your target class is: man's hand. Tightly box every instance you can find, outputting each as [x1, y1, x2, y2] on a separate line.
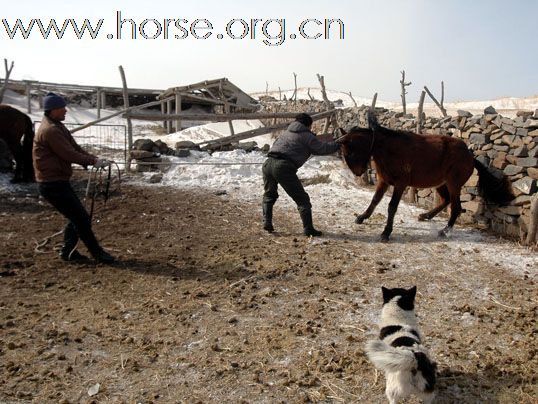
[94, 158, 112, 168]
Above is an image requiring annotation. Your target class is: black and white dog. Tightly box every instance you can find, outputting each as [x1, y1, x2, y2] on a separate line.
[365, 286, 437, 404]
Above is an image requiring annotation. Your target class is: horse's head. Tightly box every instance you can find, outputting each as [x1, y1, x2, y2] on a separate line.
[337, 127, 374, 176]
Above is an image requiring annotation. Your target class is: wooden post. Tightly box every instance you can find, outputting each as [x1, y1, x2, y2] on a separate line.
[25, 81, 32, 114]
[225, 104, 235, 136]
[166, 99, 173, 133]
[0, 58, 15, 103]
[424, 85, 447, 117]
[292, 72, 298, 103]
[307, 88, 315, 101]
[317, 73, 332, 134]
[175, 91, 182, 132]
[118, 65, 133, 170]
[347, 91, 357, 107]
[96, 88, 102, 119]
[265, 81, 269, 95]
[416, 90, 426, 133]
[38, 87, 43, 109]
[101, 91, 106, 109]
[278, 87, 282, 101]
[161, 101, 167, 129]
[71, 98, 174, 134]
[525, 193, 538, 246]
[370, 93, 378, 111]
[400, 70, 411, 115]
[407, 90, 426, 203]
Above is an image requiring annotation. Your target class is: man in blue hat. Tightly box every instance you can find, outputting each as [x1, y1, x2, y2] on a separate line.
[33, 92, 115, 263]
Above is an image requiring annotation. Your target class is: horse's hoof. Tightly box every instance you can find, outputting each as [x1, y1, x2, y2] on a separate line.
[418, 214, 429, 222]
[438, 229, 448, 238]
[355, 216, 365, 224]
[380, 233, 390, 242]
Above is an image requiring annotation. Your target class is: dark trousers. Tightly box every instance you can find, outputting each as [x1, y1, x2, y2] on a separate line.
[262, 157, 311, 212]
[38, 181, 101, 256]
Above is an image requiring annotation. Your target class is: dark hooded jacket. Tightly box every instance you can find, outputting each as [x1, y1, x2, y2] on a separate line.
[268, 121, 339, 168]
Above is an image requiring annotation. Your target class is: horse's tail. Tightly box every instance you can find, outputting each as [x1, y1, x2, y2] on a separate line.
[473, 159, 514, 205]
[367, 110, 381, 131]
[21, 113, 35, 181]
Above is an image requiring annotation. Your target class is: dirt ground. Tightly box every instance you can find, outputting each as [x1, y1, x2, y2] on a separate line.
[0, 174, 537, 403]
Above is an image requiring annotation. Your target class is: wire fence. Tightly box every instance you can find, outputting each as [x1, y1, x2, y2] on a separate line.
[34, 121, 127, 164]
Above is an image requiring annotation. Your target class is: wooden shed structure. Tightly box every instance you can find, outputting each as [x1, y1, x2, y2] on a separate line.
[154, 78, 259, 133]
[0, 78, 162, 117]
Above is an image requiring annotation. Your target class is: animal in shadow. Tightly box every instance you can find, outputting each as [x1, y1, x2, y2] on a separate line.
[0, 104, 35, 182]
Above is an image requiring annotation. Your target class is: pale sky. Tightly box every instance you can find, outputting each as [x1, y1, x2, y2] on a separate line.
[2, 0, 537, 102]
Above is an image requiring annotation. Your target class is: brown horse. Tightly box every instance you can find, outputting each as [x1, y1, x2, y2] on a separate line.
[338, 113, 514, 241]
[0, 105, 35, 182]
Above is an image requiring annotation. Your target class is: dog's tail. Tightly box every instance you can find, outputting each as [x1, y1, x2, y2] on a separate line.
[365, 340, 417, 373]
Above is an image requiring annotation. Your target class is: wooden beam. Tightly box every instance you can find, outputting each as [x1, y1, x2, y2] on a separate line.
[70, 97, 174, 134]
[125, 111, 319, 122]
[200, 110, 337, 147]
[424, 85, 447, 117]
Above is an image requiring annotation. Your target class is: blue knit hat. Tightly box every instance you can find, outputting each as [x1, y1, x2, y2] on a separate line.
[43, 92, 67, 111]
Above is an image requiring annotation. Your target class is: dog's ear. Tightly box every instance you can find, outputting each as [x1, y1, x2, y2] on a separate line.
[408, 286, 417, 300]
[381, 287, 392, 304]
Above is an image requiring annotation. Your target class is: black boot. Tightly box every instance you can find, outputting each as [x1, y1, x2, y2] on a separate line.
[300, 209, 322, 237]
[262, 202, 274, 232]
[60, 223, 85, 261]
[60, 249, 89, 262]
[91, 248, 116, 264]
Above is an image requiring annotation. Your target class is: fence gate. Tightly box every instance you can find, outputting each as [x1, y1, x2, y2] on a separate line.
[34, 121, 127, 165]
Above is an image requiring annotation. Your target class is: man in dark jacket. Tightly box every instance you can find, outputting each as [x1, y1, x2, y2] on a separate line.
[33, 92, 115, 263]
[262, 113, 340, 236]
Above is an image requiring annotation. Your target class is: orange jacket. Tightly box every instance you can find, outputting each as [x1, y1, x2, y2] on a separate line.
[33, 116, 97, 182]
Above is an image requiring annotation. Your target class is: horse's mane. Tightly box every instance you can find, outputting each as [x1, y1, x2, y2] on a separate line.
[367, 112, 417, 142]
[377, 125, 417, 141]
[347, 124, 415, 141]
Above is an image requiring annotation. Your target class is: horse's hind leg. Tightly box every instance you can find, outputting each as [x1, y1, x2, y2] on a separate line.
[355, 180, 388, 224]
[380, 185, 406, 241]
[418, 185, 450, 221]
[439, 187, 463, 237]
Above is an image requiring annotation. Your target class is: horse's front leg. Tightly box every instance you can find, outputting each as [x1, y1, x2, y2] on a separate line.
[355, 181, 388, 224]
[9, 143, 23, 184]
[380, 185, 406, 241]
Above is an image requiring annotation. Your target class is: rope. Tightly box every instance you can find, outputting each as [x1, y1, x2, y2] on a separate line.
[134, 161, 264, 166]
[85, 164, 122, 220]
